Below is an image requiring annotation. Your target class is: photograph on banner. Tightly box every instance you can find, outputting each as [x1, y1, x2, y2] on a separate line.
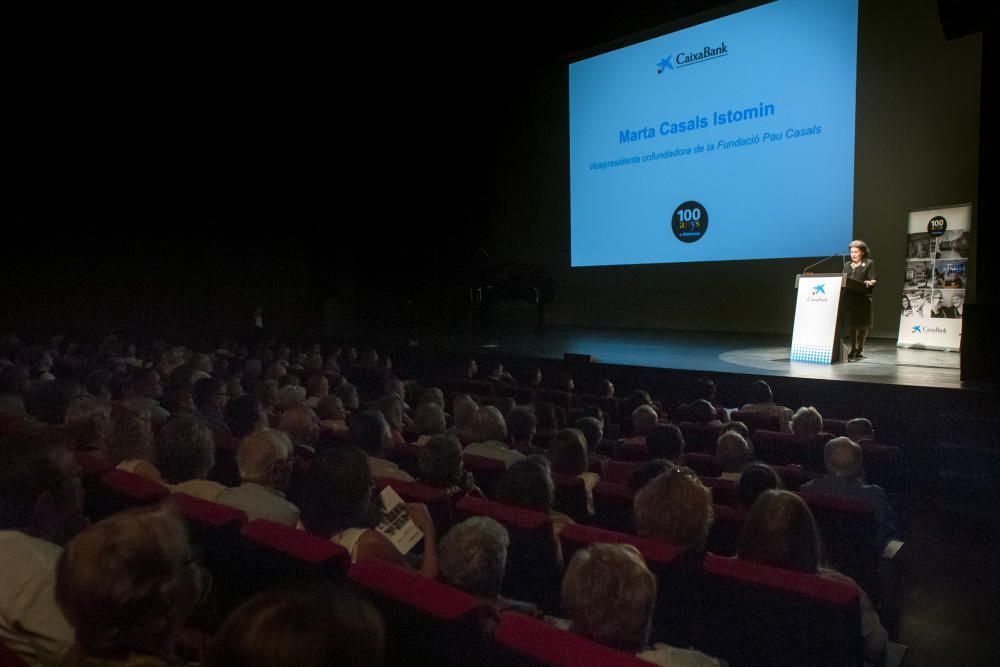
[932, 230, 969, 259]
[933, 259, 966, 289]
[906, 233, 932, 260]
[936, 289, 965, 319]
[897, 203, 970, 350]
[904, 260, 933, 289]
[901, 289, 932, 318]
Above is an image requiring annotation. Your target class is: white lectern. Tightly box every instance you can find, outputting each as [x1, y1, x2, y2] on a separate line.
[791, 273, 850, 364]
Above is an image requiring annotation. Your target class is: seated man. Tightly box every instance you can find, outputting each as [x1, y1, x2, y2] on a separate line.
[0, 425, 81, 665]
[845, 417, 876, 444]
[438, 516, 539, 617]
[801, 437, 897, 550]
[464, 406, 525, 469]
[621, 405, 659, 448]
[740, 380, 793, 433]
[216, 429, 300, 526]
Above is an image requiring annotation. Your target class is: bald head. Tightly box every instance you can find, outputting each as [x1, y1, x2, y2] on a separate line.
[824, 437, 863, 477]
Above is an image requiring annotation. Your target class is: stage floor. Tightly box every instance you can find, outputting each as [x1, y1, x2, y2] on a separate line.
[460, 326, 967, 391]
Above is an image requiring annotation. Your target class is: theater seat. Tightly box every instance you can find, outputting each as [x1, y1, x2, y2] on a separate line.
[233, 519, 349, 603]
[462, 453, 506, 498]
[684, 452, 722, 477]
[491, 612, 651, 666]
[798, 491, 878, 598]
[601, 460, 641, 485]
[752, 429, 808, 466]
[551, 473, 590, 522]
[730, 410, 784, 434]
[90, 468, 169, 520]
[696, 553, 863, 667]
[679, 422, 726, 453]
[592, 481, 635, 533]
[706, 504, 747, 557]
[558, 524, 697, 647]
[348, 558, 490, 666]
[454, 496, 562, 613]
[699, 476, 737, 507]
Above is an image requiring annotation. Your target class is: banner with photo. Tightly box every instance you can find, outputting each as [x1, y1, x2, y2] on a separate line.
[897, 204, 970, 351]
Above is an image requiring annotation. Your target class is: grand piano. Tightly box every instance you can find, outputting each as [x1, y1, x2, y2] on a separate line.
[469, 250, 554, 329]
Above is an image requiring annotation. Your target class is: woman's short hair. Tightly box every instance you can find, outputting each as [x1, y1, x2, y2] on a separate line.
[472, 406, 507, 443]
[630, 405, 659, 436]
[574, 416, 603, 452]
[497, 455, 554, 513]
[645, 424, 684, 461]
[155, 415, 216, 484]
[849, 239, 870, 258]
[634, 466, 713, 550]
[418, 435, 465, 487]
[418, 387, 445, 408]
[507, 406, 538, 442]
[738, 490, 822, 573]
[438, 516, 510, 599]
[63, 396, 112, 448]
[562, 543, 656, 652]
[413, 402, 447, 436]
[737, 463, 783, 510]
[790, 406, 823, 439]
[106, 403, 154, 465]
[205, 582, 384, 667]
[56, 504, 199, 659]
[299, 445, 374, 538]
[548, 428, 588, 476]
[225, 393, 265, 439]
[716, 432, 751, 473]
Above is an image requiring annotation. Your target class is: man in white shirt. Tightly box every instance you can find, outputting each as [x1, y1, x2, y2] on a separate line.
[0, 425, 82, 665]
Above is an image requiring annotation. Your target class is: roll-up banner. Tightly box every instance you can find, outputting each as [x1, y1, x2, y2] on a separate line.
[897, 204, 971, 351]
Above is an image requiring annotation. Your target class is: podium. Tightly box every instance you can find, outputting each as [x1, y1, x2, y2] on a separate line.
[791, 273, 867, 364]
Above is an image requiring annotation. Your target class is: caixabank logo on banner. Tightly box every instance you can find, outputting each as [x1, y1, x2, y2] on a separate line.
[910, 325, 947, 334]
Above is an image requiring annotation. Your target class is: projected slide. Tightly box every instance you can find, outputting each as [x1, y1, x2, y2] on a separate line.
[569, 0, 858, 267]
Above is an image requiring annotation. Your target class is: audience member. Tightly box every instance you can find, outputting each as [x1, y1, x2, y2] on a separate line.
[846, 418, 876, 443]
[438, 516, 540, 617]
[801, 437, 897, 549]
[508, 406, 542, 454]
[448, 395, 479, 443]
[204, 583, 384, 667]
[716, 432, 752, 481]
[740, 380, 793, 433]
[155, 415, 225, 501]
[55, 505, 205, 667]
[465, 406, 525, 469]
[418, 435, 483, 499]
[299, 445, 438, 577]
[225, 393, 268, 439]
[107, 403, 162, 482]
[194, 377, 231, 434]
[278, 405, 321, 457]
[411, 402, 447, 445]
[548, 428, 599, 514]
[634, 466, 713, 551]
[350, 410, 413, 481]
[560, 544, 720, 665]
[645, 424, 685, 463]
[63, 395, 113, 452]
[532, 402, 559, 448]
[736, 462, 783, 510]
[497, 456, 571, 562]
[0, 426, 81, 664]
[737, 490, 887, 663]
[623, 405, 659, 447]
[216, 429, 299, 526]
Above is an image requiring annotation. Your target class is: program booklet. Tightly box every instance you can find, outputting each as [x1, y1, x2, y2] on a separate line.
[375, 485, 423, 555]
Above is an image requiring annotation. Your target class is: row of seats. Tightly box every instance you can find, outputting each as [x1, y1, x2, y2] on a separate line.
[75, 461, 868, 666]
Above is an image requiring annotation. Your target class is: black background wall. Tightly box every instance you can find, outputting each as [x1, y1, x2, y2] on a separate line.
[1, 1, 986, 343]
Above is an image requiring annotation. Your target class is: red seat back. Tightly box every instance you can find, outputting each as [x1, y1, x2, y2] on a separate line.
[730, 410, 783, 434]
[696, 554, 863, 667]
[462, 453, 506, 498]
[684, 452, 722, 477]
[492, 612, 652, 666]
[91, 468, 169, 519]
[752, 429, 808, 466]
[679, 422, 725, 453]
[706, 504, 747, 557]
[348, 558, 489, 666]
[454, 496, 562, 613]
[551, 473, 589, 521]
[592, 481, 635, 533]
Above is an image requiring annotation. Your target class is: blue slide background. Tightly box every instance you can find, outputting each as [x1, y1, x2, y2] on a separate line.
[569, 0, 858, 267]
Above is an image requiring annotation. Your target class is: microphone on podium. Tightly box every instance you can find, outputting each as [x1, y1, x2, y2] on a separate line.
[802, 252, 846, 275]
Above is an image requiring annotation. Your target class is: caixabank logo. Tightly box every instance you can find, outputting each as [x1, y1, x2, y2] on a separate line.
[911, 325, 947, 334]
[806, 284, 829, 302]
[657, 42, 728, 75]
